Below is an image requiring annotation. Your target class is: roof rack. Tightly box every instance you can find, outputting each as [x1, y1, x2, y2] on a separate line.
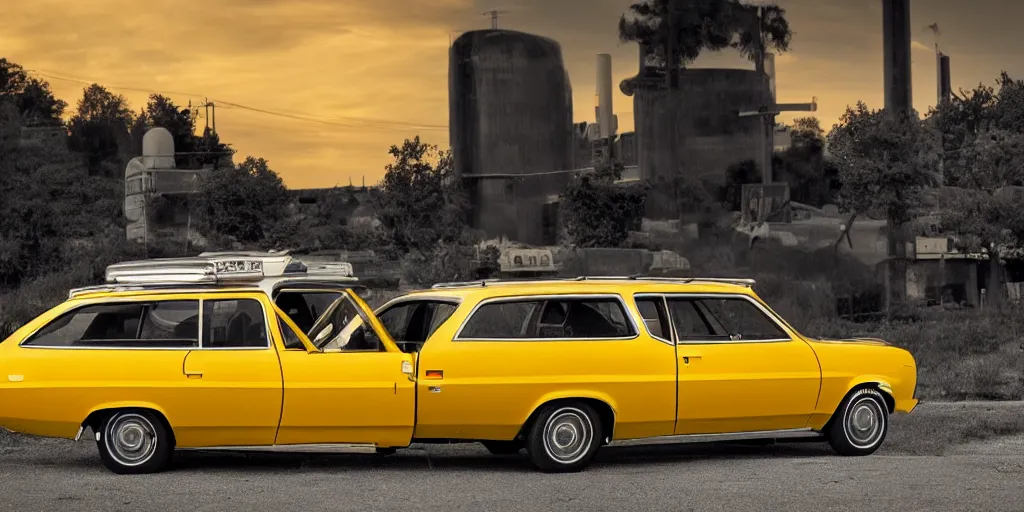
[430, 276, 756, 289]
[89, 252, 354, 289]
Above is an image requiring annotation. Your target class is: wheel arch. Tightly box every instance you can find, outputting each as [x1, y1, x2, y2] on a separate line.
[79, 402, 176, 445]
[823, 381, 895, 432]
[517, 392, 618, 443]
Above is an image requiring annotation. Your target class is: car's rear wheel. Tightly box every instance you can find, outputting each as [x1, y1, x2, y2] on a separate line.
[96, 410, 174, 474]
[827, 388, 889, 456]
[525, 402, 603, 473]
[481, 440, 523, 455]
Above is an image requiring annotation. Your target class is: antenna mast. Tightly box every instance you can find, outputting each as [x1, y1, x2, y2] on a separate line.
[482, 10, 508, 29]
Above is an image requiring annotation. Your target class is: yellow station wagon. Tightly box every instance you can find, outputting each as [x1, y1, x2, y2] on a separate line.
[0, 252, 919, 474]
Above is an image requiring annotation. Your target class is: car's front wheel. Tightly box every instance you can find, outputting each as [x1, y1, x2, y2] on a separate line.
[524, 402, 603, 473]
[827, 388, 889, 456]
[96, 410, 174, 474]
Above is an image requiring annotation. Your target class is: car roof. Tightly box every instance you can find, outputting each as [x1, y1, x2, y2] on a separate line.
[394, 278, 757, 303]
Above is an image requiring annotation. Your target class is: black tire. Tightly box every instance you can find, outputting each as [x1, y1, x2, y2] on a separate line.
[95, 410, 174, 474]
[524, 402, 603, 473]
[827, 388, 889, 456]
[481, 440, 523, 455]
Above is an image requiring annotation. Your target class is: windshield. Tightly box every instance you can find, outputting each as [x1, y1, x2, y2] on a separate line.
[309, 293, 382, 352]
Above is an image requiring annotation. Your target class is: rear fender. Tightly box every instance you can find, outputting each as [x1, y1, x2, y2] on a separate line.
[519, 390, 619, 435]
[79, 401, 174, 440]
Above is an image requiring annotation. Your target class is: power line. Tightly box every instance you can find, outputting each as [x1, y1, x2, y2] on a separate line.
[30, 69, 449, 132]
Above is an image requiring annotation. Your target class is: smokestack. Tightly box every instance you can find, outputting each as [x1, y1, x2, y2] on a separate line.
[937, 53, 951, 105]
[597, 54, 614, 139]
[882, 0, 913, 118]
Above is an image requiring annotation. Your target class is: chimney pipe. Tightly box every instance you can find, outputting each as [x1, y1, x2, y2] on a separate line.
[597, 54, 614, 139]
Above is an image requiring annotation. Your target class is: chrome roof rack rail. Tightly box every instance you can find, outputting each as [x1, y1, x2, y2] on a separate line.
[430, 276, 756, 289]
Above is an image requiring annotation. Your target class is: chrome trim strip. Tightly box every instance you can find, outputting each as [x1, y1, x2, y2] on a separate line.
[607, 428, 822, 447]
[73, 426, 84, 442]
[452, 293, 641, 342]
[178, 443, 379, 454]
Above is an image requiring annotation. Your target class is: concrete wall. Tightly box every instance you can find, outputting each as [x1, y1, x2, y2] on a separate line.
[449, 29, 575, 245]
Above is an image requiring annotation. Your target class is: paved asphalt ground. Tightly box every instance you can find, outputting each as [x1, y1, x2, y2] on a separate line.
[2, 403, 1023, 512]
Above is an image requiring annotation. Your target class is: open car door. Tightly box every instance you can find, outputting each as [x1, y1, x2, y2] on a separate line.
[271, 289, 416, 448]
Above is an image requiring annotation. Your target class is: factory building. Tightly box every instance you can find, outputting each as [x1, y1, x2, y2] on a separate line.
[448, 28, 779, 244]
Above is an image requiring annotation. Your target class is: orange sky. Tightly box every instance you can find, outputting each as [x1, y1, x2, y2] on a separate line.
[4, 0, 1023, 189]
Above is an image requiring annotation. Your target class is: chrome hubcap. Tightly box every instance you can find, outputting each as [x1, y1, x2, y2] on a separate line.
[105, 414, 158, 467]
[542, 408, 593, 464]
[845, 397, 884, 448]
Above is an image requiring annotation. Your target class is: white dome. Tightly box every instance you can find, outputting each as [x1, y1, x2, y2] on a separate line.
[141, 127, 175, 169]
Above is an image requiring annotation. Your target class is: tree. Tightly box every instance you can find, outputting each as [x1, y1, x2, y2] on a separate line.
[66, 84, 135, 174]
[194, 156, 291, 246]
[773, 117, 838, 207]
[0, 58, 66, 126]
[828, 102, 940, 311]
[560, 163, 649, 248]
[939, 131, 1024, 304]
[618, 0, 791, 87]
[828, 102, 940, 224]
[375, 137, 467, 255]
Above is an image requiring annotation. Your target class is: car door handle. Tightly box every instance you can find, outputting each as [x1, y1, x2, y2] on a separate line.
[185, 370, 203, 379]
[424, 370, 443, 379]
[682, 355, 702, 364]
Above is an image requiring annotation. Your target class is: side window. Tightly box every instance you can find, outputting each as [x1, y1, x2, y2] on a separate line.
[203, 299, 268, 348]
[275, 291, 341, 334]
[22, 301, 199, 348]
[426, 303, 458, 338]
[634, 297, 671, 342]
[317, 295, 384, 352]
[458, 297, 636, 340]
[698, 298, 790, 341]
[459, 301, 536, 339]
[666, 298, 720, 341]
[278, 317, 306, 350]
[378, 303, 414, 341]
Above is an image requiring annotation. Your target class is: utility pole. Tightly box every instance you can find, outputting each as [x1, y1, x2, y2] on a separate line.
[882, 0, 913, 313]
[200, 98, 217, 134]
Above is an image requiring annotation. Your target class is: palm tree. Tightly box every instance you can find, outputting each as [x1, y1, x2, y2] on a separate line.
[618, 0, 792, 89]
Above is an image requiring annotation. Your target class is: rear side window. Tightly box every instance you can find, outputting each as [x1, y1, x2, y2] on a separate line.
[203, 299, 268, 348]
[457, 297, 636, 340]
[22, 300, 200, 348]
[634, 297, 671, 342]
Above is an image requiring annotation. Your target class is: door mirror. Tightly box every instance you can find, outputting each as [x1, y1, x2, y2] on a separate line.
[314, 324, 334, 344]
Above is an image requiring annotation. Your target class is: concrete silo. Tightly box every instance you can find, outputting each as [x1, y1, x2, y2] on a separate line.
[622, 68, 770, 219]
[449, 29, 574, 245]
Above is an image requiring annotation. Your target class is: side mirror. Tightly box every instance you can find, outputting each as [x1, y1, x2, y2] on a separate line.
[314, 324, 334, 344]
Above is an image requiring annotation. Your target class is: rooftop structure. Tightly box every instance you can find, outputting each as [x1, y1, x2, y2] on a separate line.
[69, 251, 357, 299]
